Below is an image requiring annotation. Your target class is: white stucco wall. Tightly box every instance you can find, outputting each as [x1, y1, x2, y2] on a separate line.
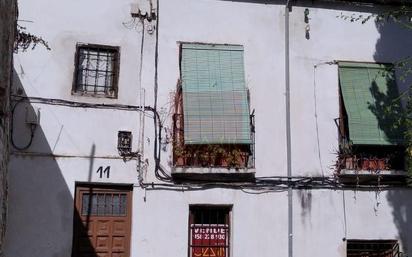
[5, 0, 412, 257]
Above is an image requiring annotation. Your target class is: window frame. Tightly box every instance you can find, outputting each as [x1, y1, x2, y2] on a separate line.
[336, 61, 406, 174]
[72, 183, 133, 257]
[173, 42, 255, 170]
[72, 43, 120, 98]
[188, 205, 232, 257]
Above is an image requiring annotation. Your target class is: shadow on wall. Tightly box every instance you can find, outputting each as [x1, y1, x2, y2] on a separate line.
[4, 71, 99, 257]
[371, 12, 412, 255]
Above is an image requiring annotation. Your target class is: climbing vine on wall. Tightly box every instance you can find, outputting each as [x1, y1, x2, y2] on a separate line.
[338, 6, 412, 181]
[14, 25, 50, 52]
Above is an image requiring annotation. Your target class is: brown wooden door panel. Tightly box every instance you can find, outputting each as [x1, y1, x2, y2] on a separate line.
[96, 236, 110, 252]
[72, 185, 132, 257]
[112, 253, 126, 257]
[96, 220, 111, 235]
[112, 221, 127, 235]
[112, 236, 126, 251]
[96, 253, 110, 257]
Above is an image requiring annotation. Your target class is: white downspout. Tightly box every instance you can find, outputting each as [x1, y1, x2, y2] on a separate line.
[284, 1, 293, 257]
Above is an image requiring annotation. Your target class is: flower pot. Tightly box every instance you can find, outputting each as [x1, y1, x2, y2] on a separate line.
[377, 159, 387, 170]
[361, 159, 370, 170]
[368, 159, 378, 170]
[345, 157, 355, 170]
[175, 156, 185, 166]
[220, 157, 229, 168]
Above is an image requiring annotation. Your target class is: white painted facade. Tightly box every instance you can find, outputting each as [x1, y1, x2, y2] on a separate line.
[5, 0, 412, 257]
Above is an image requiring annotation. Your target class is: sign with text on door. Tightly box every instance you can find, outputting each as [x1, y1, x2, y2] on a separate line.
[191, 224, 228, 257]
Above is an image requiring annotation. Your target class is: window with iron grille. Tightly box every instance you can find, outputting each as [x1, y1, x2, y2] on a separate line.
[72, 44, 120, 98]
[347, 240, 400, 257]
[189, 206, 231, 257]
[81, 192, 127, 216]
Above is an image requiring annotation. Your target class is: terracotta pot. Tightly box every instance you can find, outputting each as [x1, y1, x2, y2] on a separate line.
[209, 155, 217, 166]
[234, 154, 244, 168]
[220, 157, 229, 168]
[345, 157, 355, 170]
[361, 159, 370, 170]
[188, 155, 198, 166]
[175, 156, 185, 166]
[368, 159, 378, 170]
[377, 159, 387, 170]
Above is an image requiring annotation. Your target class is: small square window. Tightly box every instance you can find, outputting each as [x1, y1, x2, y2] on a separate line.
[72, 44, 120, 98]
[189, 206, 231, 257]
[81, 192, 127, 216]
[347, 239, 400, 257]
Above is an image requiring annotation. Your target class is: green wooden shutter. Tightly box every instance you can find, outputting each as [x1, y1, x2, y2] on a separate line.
[338, 62, 405, 145]
[181, 43, 251, 144]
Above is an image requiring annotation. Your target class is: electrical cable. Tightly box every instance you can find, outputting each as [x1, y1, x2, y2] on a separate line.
[151, 0, 172, 182]
[313, 64, 325, 177]
[10, 94, 171, 179]
[11, 95, 147, 111]
[11, 95, 397, 192]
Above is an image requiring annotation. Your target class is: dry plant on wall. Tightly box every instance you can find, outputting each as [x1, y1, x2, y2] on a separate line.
[14, 25, 51, 52]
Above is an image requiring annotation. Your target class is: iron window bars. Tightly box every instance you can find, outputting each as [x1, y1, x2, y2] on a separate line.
[189, 206, 231, 257]
[81, 192, 127, 217]
[73, 44, 120, 98]
[347, 240, 400, 257]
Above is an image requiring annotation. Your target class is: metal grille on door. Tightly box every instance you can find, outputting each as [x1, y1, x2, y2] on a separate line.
[189, 206, 231, 257]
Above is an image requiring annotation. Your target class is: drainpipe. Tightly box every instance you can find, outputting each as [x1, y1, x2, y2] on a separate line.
[284, 1, 293, 257]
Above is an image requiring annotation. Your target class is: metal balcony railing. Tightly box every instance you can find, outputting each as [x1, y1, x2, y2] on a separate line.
[334, 117, 406, 172]
[172, 113, 255, 169]
[347, 240, 400, 257]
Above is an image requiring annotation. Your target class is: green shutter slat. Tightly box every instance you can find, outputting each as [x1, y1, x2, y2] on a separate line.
[182, 43, 244, 51]
[338, 62, 391, 69]
[181, 44, 251, 144]
[338, 62, 405, 145]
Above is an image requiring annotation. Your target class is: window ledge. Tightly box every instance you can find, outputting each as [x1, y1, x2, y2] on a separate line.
[71, 91, 117, 99]
[339, 169, 406, 176]
[171, 167, 255, 182]
[338, 169, 408, 185]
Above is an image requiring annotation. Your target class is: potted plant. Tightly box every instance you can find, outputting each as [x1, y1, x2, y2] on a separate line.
[377, 158, 388, 170]
[361, 158, 370, 170]
[344, 155, 357, 170]
[174, 144, 186, 166]
[368, 158, 378, 171]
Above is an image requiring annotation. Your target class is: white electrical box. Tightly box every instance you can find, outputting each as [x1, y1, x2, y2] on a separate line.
[130, 3, 140, 17]
[25, 106, 40, 125]
[130, 0, 154, 17]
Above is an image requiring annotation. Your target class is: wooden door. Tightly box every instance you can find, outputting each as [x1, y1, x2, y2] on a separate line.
[72, 185, 132, 257]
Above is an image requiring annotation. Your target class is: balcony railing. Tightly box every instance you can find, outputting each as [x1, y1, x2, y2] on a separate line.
[337, 155, 390, 171]
[347, 240, 400, 257]
[172, 114, 255, 169]
[334, 117, 406, 173]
